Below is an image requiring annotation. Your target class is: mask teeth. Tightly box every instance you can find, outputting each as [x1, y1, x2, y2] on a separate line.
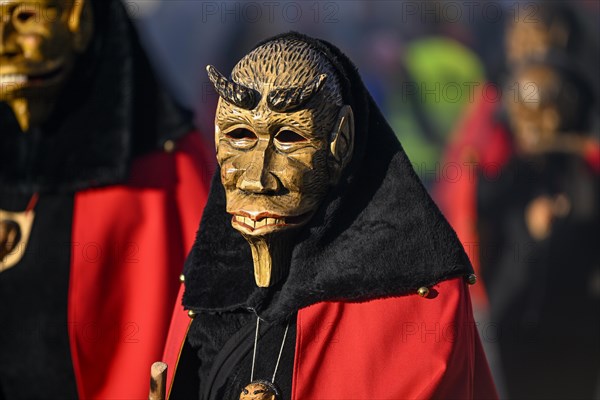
[0, 74, 28, 85]
[234, 215, 285, 229]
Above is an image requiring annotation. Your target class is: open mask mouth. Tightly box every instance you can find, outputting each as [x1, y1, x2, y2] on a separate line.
[231, 211, 312, 235]
[0, 64, 66, 91]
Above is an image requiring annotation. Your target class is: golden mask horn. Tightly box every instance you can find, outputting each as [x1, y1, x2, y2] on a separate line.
[267, 73, 328, 112]
[206, 65, 257, 110]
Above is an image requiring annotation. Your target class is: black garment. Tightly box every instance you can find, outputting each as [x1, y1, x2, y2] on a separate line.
[181, 313, 296, 400]
[177, 32, 473, 399]
[0, 194, 77, 399]
[0, 1, 192, 398]
[479, 153, 600, 400]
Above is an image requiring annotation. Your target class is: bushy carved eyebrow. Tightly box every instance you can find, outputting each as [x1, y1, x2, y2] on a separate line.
[206, 65, 258, 110]
[266, 74, 328, 113]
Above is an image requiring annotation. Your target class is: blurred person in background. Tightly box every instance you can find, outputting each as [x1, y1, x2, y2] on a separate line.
[434, 2, 599, 398]
[478, 60, 599, 399]
[0, 0, 211, 398]
[435, 1, 599, 295]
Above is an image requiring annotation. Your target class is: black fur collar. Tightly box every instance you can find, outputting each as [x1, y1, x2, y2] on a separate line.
[183, 33, 472, 322]
[0, 0, 191, 193]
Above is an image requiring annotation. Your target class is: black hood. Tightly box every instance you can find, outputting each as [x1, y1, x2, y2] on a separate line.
[0, 0, 192, 193]
[183, 32, 473, 322]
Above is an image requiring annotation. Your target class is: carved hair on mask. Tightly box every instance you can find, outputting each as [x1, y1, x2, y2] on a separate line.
[0, 0, 93, 132]
[208, 37, 355, 287]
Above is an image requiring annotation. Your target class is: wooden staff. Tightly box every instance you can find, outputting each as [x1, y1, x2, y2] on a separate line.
[148, 362, 168, 400]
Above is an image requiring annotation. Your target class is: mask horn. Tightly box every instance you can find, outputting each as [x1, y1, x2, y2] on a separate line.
[206, 65, 257, 110]
[267, 74, 328, 112]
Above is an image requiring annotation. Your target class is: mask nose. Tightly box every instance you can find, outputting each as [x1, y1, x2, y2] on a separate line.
[237, 140, 280, 194]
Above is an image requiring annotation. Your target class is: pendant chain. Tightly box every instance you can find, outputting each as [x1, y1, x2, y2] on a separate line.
[272, 320, 290, 382]
[249, 316, 290, 384]
[250, 316, 260, 381]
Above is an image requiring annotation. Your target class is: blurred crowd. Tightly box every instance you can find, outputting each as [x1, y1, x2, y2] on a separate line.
[131, 1, 599, 398]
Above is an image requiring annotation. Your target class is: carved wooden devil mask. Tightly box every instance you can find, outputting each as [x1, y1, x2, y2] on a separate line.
[207, 37, 355, 287]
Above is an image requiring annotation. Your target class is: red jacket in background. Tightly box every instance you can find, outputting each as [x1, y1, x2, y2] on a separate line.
[69, 132, 212, 399]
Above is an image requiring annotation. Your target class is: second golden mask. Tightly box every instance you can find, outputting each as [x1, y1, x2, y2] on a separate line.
[0, 0, 93, 132]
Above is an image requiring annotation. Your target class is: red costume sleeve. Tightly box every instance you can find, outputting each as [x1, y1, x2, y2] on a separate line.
[292, 277, 498, 399]
[68, 132, 211, 399]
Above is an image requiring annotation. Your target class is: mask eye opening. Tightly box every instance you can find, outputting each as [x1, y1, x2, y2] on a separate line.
[225, 128, 257, 141]
[275, 130, 307, 143]
[16, 10, 36, 22]
[12, 5, 41, 27]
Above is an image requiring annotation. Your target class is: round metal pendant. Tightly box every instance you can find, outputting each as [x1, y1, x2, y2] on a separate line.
[239, 380, 280, 400]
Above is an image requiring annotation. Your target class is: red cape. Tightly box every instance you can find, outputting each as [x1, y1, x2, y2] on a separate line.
[68, 132, 212, 399]
[164, 278, 498, 399]
[293, 278, 497, 399]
